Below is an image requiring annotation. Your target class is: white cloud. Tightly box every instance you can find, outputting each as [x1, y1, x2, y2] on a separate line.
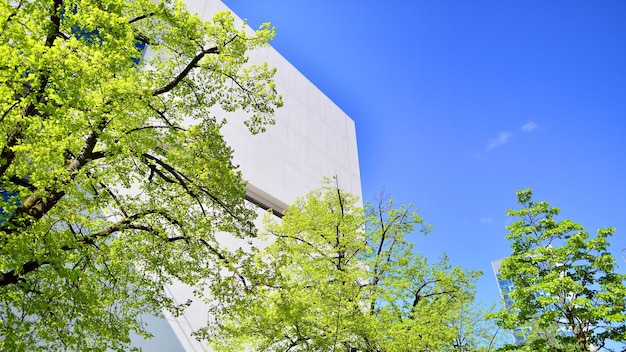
[480, 217, 493, 224]
[487, 131, 512, 149]
[521, 121, 538, 132]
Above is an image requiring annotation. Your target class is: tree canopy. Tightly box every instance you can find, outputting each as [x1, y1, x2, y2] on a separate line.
[204, 181, 481, 352]
[492, 189, 626, 352]
[0, 0, 281, 350]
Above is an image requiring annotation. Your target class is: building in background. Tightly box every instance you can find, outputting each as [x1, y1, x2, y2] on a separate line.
[133, 1, 362, 350]
[492, 257, 573, 347]
[491, 259, 527, 345]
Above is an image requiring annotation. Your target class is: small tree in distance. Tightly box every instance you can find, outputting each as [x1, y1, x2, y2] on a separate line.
[492, 189, 626, 352]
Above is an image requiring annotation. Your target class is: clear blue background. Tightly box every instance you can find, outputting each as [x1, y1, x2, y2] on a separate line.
[222, 0, 626, 308]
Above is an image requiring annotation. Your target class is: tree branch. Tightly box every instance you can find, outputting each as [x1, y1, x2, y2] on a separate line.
[271, 232, 317, 250]
[152, 46, 219, 96]
[46, 0, 63, 48]
[1, 1, 65, 179]
[0, 260, 47, 287]
[141, 153, 250, 232]
[141, 152, 207, 215]
[411, 279, 458, 308]
[0, 209, 179, 287]
[0, 132, 19, 178]
[0, 99, 21, 124]
[7, 176, 36, 192]
[124, 125, 185, 135]
[129, 13, 155, 25]
[5, 119, 108, 227]
[199, 238, 249, 289]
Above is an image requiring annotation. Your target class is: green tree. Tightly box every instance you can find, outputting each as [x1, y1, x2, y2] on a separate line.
[450, 303, 508, 352]
[203, 181, 480, 351]
[0, 0, 281, 350]
[492, 189, 626, 352]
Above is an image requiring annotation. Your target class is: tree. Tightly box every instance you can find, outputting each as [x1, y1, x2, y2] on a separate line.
[203, 181, 480, 351]
[0, 0, 282, 350]
[450, 303, 508, 352]
[492, 189, 626, 352]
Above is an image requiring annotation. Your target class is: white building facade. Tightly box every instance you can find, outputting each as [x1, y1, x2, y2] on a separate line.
[134, 1, 361, 350]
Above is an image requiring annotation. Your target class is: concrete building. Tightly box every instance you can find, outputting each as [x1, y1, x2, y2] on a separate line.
[134, 1, 361, 350]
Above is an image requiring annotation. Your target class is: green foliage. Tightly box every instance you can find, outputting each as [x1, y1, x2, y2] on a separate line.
[0, 0, 282, 350]
[203, 180, 481, 351]
[450, 302, 509, 352]
[491, 189, 626, 352]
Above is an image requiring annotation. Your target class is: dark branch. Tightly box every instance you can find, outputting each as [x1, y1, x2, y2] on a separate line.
[148, 103, 179, 129]
[199, 238, 250, 290]
[152, 46, 219, 96]
[7, 119, 107, 224]
[7, 176, 36, 192]
[0, 99, 20, 124]
[0, 209, 179, 287]
[412, 279, 458, 308]
[141, 153, 207, 216]
[46, 0, 63, 48]
[124, 125, 184, 135]
[129, 13, 155, 25]
[271, 232, 317, 250]
[0, 260, 47, 287]
[141, 153, 249, 230]
[0, 132, 19, 178]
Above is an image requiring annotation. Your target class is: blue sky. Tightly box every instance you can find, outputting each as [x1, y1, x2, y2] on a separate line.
[222, 1, 626, 307]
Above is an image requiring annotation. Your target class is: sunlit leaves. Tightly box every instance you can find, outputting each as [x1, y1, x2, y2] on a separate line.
[0, 0, 281, 350]
[204, 182, 480, 351]
[492, 189, 626, 351]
